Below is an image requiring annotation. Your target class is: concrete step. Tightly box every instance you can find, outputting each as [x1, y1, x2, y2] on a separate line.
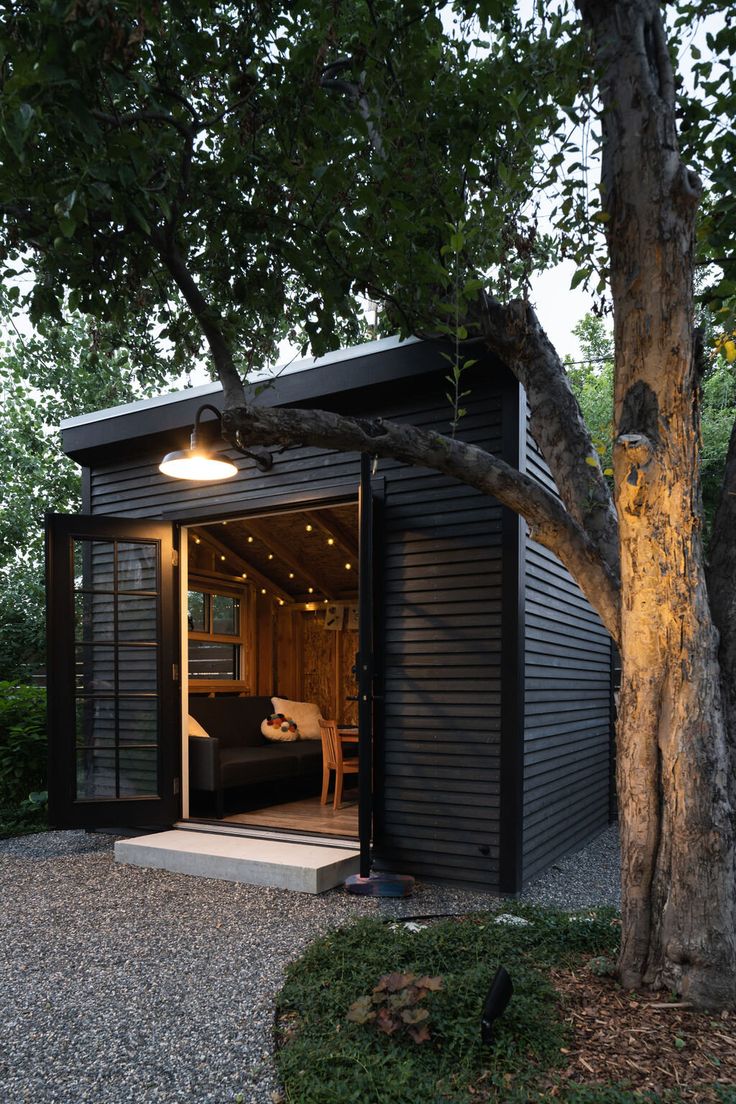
[114, 829, 360, 893]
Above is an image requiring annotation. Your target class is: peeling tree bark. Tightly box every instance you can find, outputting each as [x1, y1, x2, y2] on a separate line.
[476, 294, 620, 581]
[579, 0, 736, 1007]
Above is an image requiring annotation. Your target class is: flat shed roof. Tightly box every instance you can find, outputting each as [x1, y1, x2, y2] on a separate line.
[60, 334, 455, 463]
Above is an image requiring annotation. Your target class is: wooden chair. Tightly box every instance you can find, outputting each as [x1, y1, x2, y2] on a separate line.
[319, 718, 359, 810]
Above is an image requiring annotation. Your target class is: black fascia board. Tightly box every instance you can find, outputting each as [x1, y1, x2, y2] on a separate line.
[61, 338, 455, 464]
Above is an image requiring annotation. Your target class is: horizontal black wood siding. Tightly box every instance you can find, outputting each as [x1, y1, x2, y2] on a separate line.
[521, 409, 612, 883]
[88, 369, 507, 890]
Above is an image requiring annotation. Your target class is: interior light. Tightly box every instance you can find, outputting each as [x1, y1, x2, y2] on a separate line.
[327, 537, 335, 545]
[220, 555, 226, 561]
[247, 536, 254, 543]
[345, 562, 352, 570]
[268, 553, 274, 560]
[305, 524, 313, 532]
[288, 572, 295, 579]
[242, 573, 247, 579]
[323, 598, 328, 604]
[261, 588, 267, 595]
[159, 402, 272, 482]
[194, 537, 201, 544]
[308, 587, 314, 594]
[278, 599, 285, 606]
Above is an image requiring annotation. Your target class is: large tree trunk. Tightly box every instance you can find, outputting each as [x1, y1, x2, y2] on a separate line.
[580, 0, 736, 1006]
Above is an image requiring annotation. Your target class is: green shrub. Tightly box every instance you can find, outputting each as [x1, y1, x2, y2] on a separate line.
[0, 681, 47, 808]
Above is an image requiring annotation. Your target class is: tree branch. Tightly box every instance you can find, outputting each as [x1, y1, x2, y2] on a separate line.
[223, 400, 622, 642]
[474, 293, 621, 582]
[154, 235, 245, 408]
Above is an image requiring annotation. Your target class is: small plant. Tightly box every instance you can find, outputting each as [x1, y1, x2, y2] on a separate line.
[587, 955, 617, 977]
[0, 681, 46, 808]
[347, 971, 443, 1044]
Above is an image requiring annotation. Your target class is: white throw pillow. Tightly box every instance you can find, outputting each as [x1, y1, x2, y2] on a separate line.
[261, 714, 300, 742]
[271, 697, 322, 740]
[188, 713, 210, 738]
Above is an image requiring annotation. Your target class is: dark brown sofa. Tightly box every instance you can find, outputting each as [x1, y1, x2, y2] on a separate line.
[188, 695, 323, 817]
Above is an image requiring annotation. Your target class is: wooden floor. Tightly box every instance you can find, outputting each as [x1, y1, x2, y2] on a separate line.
[223, 794, 359, 838]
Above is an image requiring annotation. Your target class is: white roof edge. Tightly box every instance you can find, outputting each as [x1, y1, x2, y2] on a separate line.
[60, 333, 419, 431]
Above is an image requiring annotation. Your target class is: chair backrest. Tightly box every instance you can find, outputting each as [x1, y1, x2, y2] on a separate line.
[319, 718, 341, 769]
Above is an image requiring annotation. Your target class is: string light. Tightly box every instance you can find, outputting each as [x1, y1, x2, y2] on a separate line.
[308, 587, 314, 594]
[261, 588, 267, 595]
[323, 598, 328, 604]
[288, 572, 295, 579]
[327, 537, 335, 545]
[220, 554, 226, 561]
[278, 598, 285, 606]
[242, 573, 247, 579]
[247, 536, 254, 543]
[305, 524, 313, 532]
[268, 553, 274, 560]
[344, 562, 352, 570]
[193, 537, 201, 544]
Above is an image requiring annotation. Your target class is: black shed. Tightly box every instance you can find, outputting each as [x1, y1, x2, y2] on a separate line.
[47, 336, 614, 893]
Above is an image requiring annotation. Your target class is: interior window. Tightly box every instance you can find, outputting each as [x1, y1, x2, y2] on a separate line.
[187, 587, 243, 682]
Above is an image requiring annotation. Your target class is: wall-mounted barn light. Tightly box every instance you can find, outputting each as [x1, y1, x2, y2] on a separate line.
[159, 403, 273, 481]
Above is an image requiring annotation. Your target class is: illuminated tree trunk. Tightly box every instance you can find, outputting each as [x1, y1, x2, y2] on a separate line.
[580, 0, 736, 1006]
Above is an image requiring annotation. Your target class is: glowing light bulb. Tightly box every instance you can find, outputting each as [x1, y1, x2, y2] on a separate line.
[308, 587, 314, 594]
[344, 562, 352, 570]
[261, 588, 267, 595]
[268, 553, 274, 560]
[247, 536, 254, 543]
[327, 537, 335, 545]
[288, 572, 295, 579]
[220, 555, 226, 561]
[305, 524, 313, 532]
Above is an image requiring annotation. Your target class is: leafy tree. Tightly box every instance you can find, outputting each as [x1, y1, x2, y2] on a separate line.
[0, 306, 171, 679]
[2, 1, 736, 1005]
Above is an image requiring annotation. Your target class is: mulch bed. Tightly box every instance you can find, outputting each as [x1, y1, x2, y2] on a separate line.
[549, 967, 736, 1100]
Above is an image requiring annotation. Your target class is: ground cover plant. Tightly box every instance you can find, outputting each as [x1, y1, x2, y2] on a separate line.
[275, 908, 735, 1104]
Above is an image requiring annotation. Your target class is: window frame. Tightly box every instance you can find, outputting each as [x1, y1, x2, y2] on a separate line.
[187, 575, 253, 692]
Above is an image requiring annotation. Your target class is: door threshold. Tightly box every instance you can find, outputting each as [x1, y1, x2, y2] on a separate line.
[175, 819, 360, 851]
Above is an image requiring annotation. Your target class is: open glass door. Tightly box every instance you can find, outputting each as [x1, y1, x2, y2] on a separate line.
[46, 514, 178, 829]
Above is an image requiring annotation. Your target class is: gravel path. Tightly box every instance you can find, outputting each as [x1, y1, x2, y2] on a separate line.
[0, 825, 619, 1104]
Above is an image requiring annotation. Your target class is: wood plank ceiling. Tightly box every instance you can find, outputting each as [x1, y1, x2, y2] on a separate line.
[188, 503, 359, 605]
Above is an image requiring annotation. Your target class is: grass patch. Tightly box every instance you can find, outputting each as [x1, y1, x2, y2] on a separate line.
[275, 905, 622, 1104]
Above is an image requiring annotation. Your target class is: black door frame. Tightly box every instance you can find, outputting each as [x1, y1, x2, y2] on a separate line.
[172, 476, 382, 855]
[46, 513, 179, 829]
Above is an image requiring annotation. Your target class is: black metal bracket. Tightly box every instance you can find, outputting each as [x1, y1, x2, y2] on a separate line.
[192, 403, 273, 472]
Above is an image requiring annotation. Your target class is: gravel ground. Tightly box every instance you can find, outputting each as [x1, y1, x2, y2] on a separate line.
[0, 824, 619, 1104]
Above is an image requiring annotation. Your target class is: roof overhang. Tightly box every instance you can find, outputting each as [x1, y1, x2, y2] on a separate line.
[61, 334, 460, 465]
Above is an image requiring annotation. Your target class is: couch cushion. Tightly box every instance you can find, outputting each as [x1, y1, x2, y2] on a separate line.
[189, 696, 272, 748]
[219, 746, 300, 787]
[289, 742, 324, 771]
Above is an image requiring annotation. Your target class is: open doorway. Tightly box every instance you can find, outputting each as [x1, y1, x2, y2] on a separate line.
[183, 501, 360, 839]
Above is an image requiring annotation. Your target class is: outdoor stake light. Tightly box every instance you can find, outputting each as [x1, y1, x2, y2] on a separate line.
[480, 966, 513, 1044]
[159, 403, 273, 481]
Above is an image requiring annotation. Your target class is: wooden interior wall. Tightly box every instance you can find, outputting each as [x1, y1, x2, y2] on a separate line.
[295, 611, 358, 724]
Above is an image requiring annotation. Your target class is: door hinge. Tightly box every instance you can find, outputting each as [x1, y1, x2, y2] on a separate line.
[172, 663, 179, 681]
[171, 549, 179, 567]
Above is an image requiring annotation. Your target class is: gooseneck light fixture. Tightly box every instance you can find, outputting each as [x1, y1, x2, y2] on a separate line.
[159, 403, 273, 481]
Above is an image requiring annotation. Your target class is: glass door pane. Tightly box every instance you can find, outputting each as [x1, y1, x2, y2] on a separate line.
[47, 514, 177, 829]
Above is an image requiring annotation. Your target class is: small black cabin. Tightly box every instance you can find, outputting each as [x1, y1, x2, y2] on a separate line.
[47, 336, 614, 893]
